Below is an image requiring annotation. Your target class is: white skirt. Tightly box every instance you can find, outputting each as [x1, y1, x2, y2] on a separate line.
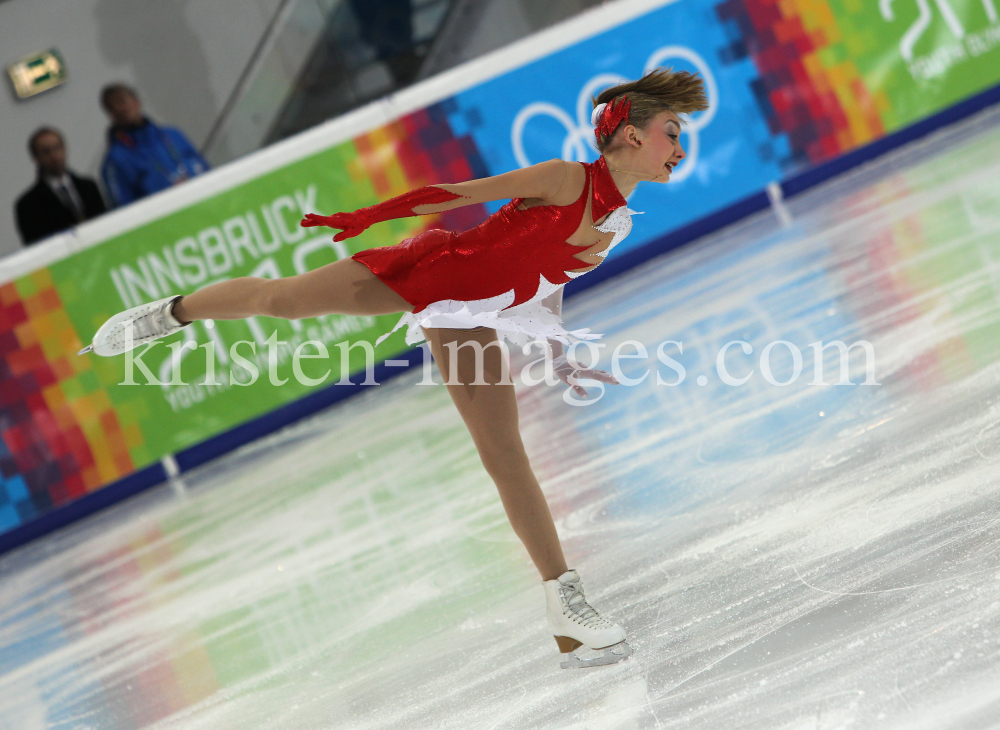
[375, 271, 600, 347]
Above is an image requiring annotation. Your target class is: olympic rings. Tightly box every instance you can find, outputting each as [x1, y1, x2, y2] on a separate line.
[510, 46, 719, 184]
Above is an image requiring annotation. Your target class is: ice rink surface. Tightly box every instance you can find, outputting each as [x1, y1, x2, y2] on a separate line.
[3, 108, 1000, 729]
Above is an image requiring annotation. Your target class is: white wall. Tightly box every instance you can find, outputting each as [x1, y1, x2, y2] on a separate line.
[456, 0, 602, 67]
[0, 0, 283, 256]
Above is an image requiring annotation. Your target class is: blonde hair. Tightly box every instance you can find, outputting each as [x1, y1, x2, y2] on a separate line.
[593, 68, 709, 152]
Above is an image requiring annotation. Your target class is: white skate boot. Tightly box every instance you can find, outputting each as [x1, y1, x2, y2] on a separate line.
[78, 295, 189, 357]
[543, 569, 633, 669]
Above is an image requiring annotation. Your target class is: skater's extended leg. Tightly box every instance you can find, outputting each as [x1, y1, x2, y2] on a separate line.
[172, 258, 412, 323]
[422, 326, 569, 582]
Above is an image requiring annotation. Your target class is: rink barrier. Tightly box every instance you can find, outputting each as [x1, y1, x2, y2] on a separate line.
[171, 348, 426, 472]
[2, 82, 999, 558]
[0, 463, 167, 556]
[4, 86, 1000, 562]
[0, 349, 427, 556]
[4, 0, 1000, 555]
[570, 81, 1000, 297]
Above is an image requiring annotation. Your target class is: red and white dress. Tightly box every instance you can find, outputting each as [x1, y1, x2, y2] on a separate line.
[352, 156, 638, 346]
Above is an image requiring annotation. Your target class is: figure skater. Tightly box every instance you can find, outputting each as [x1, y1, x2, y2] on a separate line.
[80, 69, 708, 669]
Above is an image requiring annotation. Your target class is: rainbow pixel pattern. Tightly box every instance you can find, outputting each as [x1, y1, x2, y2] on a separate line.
[0, 100, 490, 539]
[0, 270, 140, 532]
[716, 0, 888, 168]
[3, 0, 998, 542]
[351, 100, 489, 233]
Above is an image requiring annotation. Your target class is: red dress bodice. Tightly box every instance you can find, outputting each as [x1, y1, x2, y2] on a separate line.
[352, 157, 628, 313]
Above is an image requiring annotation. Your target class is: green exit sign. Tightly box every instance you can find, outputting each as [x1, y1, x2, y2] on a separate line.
[7, 49, 66, 99]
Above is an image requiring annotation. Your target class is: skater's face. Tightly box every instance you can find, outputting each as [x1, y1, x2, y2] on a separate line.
[630, 111, 686, 183]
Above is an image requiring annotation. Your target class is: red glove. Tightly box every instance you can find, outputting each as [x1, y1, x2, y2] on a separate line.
[301, 186, 463, 242]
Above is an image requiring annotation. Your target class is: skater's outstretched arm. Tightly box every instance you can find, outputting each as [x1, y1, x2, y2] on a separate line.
[422, 158, 573, 212]
[302, 159, 575, 241]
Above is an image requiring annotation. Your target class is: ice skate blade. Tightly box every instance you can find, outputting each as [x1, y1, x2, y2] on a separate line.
[559, 640, 633, 669]
[77, 344, 93, 355]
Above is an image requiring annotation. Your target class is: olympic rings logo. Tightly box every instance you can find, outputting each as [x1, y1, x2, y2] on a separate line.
[510, 46, 719, 184]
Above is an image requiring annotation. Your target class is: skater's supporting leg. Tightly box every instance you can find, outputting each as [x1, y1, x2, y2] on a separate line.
[171, 258, 412, 323]
[422, 326, 569, 582]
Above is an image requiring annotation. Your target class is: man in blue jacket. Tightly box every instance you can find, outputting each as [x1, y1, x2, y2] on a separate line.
[100, 83, 209, 207]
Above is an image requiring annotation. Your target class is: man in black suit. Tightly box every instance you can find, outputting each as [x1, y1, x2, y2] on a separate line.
[15, 127, 107, 245]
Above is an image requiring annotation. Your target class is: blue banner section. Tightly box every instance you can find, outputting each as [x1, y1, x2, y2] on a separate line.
[446, 0, 789, 256]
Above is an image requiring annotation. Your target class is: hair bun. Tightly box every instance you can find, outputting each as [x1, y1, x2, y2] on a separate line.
[591, 103, 607, 127]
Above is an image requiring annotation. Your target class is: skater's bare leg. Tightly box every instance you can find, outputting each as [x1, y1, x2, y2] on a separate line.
[171, 258, 412, 322]
[423, 326, 569, 582]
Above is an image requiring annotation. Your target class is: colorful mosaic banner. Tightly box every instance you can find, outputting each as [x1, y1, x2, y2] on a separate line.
[1, 0, 999, 538]
[446, 0, 1000, 255]
[0, 102, 490, 535]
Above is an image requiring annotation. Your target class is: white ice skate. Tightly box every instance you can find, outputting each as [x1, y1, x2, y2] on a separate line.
[543, 569, 633, 669]
[78, 295, 189, 357]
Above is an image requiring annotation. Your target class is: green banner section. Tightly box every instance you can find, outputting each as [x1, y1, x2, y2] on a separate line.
[2, 0, 998, 538]
[51, 141, 422, 465]
[837, 0, 1000, 131]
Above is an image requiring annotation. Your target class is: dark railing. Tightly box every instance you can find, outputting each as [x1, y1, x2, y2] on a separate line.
[266, 0, 454, 144]
[202, 0, 605, 165]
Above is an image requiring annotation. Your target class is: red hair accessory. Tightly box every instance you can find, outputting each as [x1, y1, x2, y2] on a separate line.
[594, 96, 630, 143]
